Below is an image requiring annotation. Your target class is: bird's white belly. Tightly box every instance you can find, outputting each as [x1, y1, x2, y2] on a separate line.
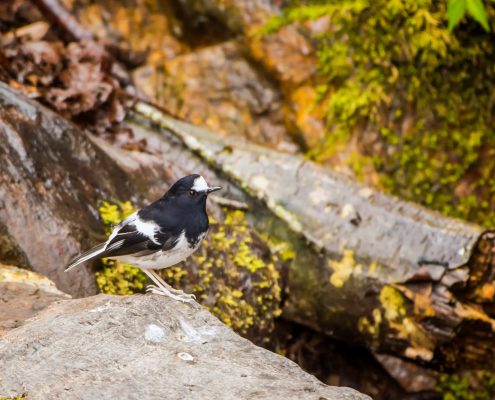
[111, 231, 204, 270]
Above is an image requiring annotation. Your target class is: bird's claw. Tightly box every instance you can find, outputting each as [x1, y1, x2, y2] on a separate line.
[146, 285, 196, 300]
[146, 285, 196, 303]
[172, 289, 196, 300]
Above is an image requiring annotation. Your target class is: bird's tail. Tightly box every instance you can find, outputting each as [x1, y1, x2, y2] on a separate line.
[65, 242, 107, 272]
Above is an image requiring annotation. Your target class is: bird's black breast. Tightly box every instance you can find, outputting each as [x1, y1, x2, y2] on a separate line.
[184, 212, 209, 247]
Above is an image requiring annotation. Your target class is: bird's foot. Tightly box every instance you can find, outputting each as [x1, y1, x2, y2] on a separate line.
[169, 287, 196, 300]
[146, 285, 196, 303]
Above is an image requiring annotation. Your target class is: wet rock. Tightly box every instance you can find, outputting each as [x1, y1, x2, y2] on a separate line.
[0, 82, 139, 297]
[374, 354, 438, 393]
[0, 294, 370, 400]
[0, 263, 70, 335]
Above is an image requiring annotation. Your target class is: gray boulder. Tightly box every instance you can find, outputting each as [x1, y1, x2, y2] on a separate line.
[0, 294, 369, 400]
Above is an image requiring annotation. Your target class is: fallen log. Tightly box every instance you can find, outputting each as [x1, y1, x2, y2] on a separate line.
[133, 103, 495, 370]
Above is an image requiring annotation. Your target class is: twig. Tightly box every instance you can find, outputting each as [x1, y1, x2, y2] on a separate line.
[31, 0, 93, 41]
[116, 89, 177, 119]
[32, 0, 147, 68]
[210, 196, 249, 211]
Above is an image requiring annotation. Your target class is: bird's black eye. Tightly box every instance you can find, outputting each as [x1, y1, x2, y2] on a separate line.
[188, 189, 197, 197]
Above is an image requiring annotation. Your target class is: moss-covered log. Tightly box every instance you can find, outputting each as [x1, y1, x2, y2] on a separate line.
[135, 103, 495, 370]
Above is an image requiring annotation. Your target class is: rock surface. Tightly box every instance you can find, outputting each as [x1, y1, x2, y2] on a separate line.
[0, 263, 70, 335]
[161, 41, 292, 151]
[0, 294, 369, 400]
[175, 0, 324, 147]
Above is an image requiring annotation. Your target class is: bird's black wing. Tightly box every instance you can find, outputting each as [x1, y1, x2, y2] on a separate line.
[65, 212, 177, 271]
[103, 214, 178, 258]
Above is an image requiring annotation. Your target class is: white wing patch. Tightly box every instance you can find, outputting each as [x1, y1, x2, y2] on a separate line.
[105, 212, 160, 250]
[192, 175, 209, 192]
[134, 215, 161, 245]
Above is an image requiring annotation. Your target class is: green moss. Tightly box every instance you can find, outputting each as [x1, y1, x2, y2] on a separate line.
[437, 372, 495, 400]
[328, 249, 362, 288]
[163, 209, 282, 343]
[95, 201, 147, 295]
[266, 1, 495, 227]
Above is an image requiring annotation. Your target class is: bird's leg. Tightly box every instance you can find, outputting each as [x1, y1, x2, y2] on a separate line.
[147, 269, 196, 300]
[141, 269, 195, 303]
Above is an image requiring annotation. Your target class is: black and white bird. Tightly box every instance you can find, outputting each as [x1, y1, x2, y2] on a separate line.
[66, 174, 221, 303]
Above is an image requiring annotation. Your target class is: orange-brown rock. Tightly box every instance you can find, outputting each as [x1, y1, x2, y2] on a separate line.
[160, 41, 295, 151]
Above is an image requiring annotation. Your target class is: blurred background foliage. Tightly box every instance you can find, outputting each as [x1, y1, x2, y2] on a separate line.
[437, 372, 495, 400]
[265, 0, 495, 229]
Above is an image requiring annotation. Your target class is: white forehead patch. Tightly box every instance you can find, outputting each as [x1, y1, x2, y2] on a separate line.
[192, 176, 209, 192]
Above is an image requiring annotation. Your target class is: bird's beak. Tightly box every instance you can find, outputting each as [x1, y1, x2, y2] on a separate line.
[206, 186, 222, 194]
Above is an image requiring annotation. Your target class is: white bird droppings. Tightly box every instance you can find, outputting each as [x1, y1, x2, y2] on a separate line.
[251, 175, 269, 191]
[144, 324, 166, 343]
[178, 352, 194, 361]
[341, 203, 355, 219]
[358, 188, 373, 199]
[177, 318, 218, 343]
[178, 318, 203, 343]
[89, 303, 112, 313]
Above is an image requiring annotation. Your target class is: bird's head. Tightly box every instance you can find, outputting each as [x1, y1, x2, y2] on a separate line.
[164, 174, 222, 206]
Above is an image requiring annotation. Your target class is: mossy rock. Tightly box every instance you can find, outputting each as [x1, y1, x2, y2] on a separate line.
[95, 201, 146, 296]
[164, 210, 282, 344]
[265, 1, 495, 228]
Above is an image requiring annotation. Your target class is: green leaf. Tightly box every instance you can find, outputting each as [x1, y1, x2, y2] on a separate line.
[466, 0, 490, 31]
[447, 0, 467, 31]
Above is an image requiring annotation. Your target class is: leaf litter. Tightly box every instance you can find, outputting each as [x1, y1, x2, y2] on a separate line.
[0, 0, 148, 152]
